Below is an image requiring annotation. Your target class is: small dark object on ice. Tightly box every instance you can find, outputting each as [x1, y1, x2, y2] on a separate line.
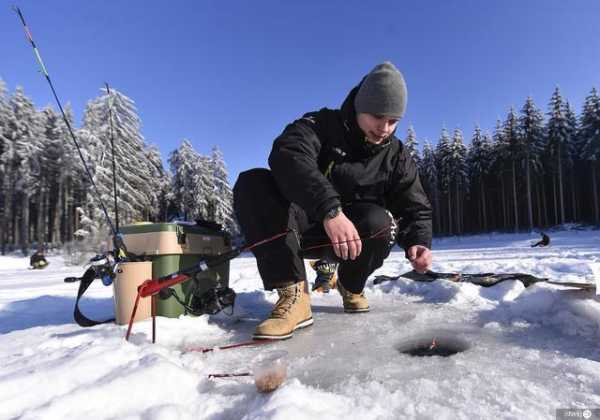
[208, 372, 251, 379]
[531, 232, 550, 248]
[29, 247, 49, 269]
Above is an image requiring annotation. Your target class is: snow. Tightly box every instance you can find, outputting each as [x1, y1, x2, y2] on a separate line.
[1, 230, 600, 419]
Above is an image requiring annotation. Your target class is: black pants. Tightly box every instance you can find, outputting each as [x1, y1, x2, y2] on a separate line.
[233, 168, 393, 293]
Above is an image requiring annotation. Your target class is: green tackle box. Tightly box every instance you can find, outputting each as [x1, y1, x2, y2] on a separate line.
[119, 222, 231, 318]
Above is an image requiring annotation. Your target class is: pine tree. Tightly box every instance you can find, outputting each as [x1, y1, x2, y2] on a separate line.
[8, 87, 43, 253]
[420, 140, 440, 234]
[41, 105, 81, 244]
[208, 146, 236, 233]
[546, 87, 570, 225]
[59, 104, 83, 243]
[435, 128, 453, 234]
[39, 107, 60, 243]
[503, 107, 522, 232]
[0, 79, 12, 253]
[491, 119, 510, 230]
[580, 87, 600, 225]
[169, 140, 207, 220]
[83, 87, 156, 224]
[563, 101, 579, 221]
[404, 125, 420, 166]
[518, 97, 545, 231]
[467, 126, 492, 231]
[450, 128, 468, 234]
[197, 154, 214, 220]
[145, 145, 171, 222]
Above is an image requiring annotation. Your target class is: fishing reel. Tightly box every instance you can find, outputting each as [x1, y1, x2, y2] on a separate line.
[160, 285, 236, 316]
[64, 252, 117, 286]
[189, 287, 236, 315]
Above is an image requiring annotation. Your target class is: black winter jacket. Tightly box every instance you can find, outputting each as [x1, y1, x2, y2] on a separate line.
[268, 84, 432, 251]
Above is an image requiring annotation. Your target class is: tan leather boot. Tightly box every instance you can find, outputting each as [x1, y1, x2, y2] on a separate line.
[253, 281, 313, 340]
[337, 279, 370, 313]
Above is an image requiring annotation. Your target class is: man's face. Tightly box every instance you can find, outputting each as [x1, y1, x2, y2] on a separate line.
[356, 113, 399, 144]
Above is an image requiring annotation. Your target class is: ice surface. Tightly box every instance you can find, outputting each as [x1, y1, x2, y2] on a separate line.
[1, 230, 599, 419]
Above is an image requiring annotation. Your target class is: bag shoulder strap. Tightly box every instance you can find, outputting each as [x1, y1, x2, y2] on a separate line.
[73, 267, 115, 327]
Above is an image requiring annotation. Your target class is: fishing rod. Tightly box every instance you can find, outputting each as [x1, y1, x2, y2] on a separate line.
[14, 6, 128, 257]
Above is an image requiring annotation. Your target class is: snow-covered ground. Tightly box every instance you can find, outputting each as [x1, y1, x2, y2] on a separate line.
[1, 230, 600, 419]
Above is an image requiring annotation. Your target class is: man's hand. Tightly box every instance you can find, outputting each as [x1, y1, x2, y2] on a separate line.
[407, 245, 432, 273]
[323, 212, 362, 260]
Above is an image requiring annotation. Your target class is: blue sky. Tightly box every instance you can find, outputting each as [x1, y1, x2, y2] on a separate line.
[2, 1, 600, 183]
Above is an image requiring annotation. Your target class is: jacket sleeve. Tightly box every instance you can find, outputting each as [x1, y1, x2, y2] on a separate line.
[268, 111, 341, 222]
[386, 146, 433, 254]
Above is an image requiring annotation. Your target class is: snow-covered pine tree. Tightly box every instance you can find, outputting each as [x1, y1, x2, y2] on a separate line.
[435, 128, 453, 235]
[404, 125, 420, 166]
[546, 87, 570, 225]
[40, 107, 61, 243]
[64, 206, 105, 265]
[145, 145, 171, 221]
[491, 119, 510, 230]
[0, 79, 12, 253]
[420, 140, 440, 234]
[169, 139, 207, 221]
[209, 146, 236, 233]
[57, 104, 84, 243]
[0, 78, 8, 155]
[466, 126, 491, 232]
[73, 124, 105, 232]
[518, 97, 545, 231]
[503, 107, 522, 233]
[579, 87, 600, 225]
[83, 87, 157, 225]
[197, 154, 214, 221]
[563, 101, 579, 221]
[8, 87, 44, 254]
[481, 132, 494, 228]
[39, 104, 81, 245]
[449, 128, 468, 234]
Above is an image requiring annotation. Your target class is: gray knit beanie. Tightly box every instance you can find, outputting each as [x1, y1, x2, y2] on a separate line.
[354, 62, 407, 119]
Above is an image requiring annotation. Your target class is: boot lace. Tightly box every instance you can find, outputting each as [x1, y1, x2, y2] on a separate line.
[270, 284, 300, 319]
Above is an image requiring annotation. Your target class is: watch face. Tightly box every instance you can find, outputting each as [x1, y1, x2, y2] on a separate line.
[327, 206, 341, 219]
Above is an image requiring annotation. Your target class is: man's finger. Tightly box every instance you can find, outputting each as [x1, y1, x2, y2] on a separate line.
[340, 241, 348, 260]
[411, 259, 426, 273]
[333, 242, 341, 259]
[355, 237, 362, 258]
[348, 239, 358, 260]
[408, 249, 416, 261]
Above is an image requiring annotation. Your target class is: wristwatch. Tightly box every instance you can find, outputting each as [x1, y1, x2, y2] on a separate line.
[324, 206, 343, 221]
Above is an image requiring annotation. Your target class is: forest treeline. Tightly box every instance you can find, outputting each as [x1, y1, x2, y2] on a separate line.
[0, 80, 235, 254]
[1, 79, 599, 254]
[407, 86, 600, 235]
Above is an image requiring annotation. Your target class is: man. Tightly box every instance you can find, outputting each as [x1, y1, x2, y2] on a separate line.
[234, 62, 433, 340]
[30, 246, 49, 269]
[531, 232, 550, 248]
